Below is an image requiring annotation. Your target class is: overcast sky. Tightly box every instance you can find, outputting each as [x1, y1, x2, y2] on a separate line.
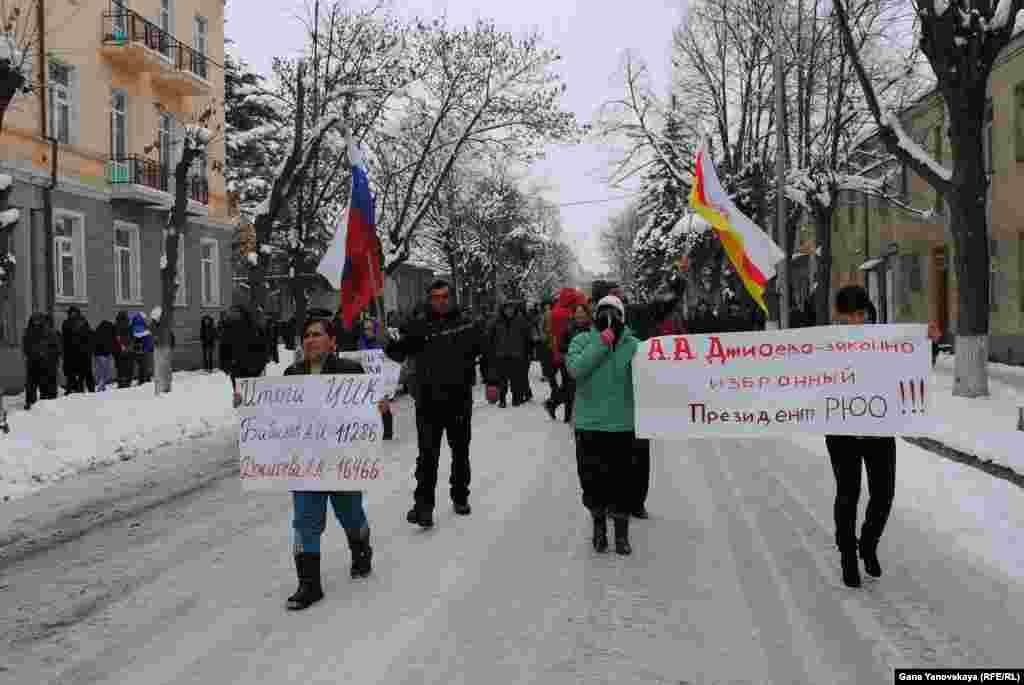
[225, 0, 686, 274]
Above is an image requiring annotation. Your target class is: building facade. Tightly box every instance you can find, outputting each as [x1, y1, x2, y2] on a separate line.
[0, 0, 232, 391]
[801, 31, 1024, 363]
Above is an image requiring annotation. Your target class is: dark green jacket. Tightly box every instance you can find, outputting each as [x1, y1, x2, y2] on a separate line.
[566, 327, 640, 433]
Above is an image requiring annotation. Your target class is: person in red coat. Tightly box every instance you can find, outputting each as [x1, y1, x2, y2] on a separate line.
[544, 288, 583, 419]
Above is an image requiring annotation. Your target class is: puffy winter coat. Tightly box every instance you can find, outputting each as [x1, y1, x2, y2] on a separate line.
[489, 305, 532, 360]
[283, 352, 364, 377]
[93, 320, 116, 357]
[200, 316, 218, 345]
[566, 326, 640, 433]
[22, 314, 61, 366]
[549, 288, 582, 366]
[62, 309, 94, 359]
[385, 305, 487, 403]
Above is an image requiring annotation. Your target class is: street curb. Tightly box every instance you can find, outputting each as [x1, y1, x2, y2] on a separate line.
[903, 437, 1024, 490]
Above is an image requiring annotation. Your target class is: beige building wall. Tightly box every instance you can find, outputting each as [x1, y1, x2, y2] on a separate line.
[1, 0, 227, 218]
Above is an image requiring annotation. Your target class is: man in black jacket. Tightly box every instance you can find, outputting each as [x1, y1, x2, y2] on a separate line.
[385, 279, 488, 528]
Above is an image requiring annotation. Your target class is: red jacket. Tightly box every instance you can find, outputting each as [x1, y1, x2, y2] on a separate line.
[549, 288, 582, 366]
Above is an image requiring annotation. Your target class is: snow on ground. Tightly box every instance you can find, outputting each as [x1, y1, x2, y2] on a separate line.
[928, 355, 1024, 472]
[3, 371, 1022, 684]
[0, 348, 295, 502]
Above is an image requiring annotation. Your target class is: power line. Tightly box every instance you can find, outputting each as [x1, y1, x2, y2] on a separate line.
[555, 192, 643, 208]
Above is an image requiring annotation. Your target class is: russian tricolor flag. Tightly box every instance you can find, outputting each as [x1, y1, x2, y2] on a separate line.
[317, 140, 384, 328]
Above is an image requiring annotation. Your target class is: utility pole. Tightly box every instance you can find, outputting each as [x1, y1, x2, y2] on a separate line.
[773, 0, 789, 329]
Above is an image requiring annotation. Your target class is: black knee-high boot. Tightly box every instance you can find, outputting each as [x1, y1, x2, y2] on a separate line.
[591, 510, 608, 553]
[613, 515, 631, 556]
[287, 552, 324, 610]
[346, 526, 373, 579]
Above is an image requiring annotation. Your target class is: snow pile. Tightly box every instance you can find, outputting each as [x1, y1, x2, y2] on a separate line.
[0, 349, 294, 501]
[0, 173, 12, 191]
[246, 251, 258, 266]
[927, 356, 1024, 472]
[0, 208, 19, 228]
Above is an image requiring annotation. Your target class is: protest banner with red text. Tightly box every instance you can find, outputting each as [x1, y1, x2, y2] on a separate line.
[236, 375, 387, 491]
[633, 325, 933, 438]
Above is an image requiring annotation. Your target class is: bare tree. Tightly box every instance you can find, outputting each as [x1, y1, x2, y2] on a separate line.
[369, 18, 581, 275]
[598, 202, 642, 291]
[833, 0, 1023, 397]
[153, 103, 222, 394]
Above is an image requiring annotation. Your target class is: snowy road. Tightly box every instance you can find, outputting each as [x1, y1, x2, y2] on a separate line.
[2, 384, 1022, 684]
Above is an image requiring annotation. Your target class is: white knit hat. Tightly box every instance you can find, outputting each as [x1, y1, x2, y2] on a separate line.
[595, 295, 625, 319]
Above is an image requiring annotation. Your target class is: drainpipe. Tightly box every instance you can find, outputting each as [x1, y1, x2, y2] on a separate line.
[43, 136, 57, 315]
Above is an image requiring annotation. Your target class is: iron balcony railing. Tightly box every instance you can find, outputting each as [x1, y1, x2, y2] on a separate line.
[107, 155, 170, 193]
[102, 2, 209, 81]
[189, 176, 210, 205]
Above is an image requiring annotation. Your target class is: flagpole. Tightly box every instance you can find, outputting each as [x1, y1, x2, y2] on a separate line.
[774, 0, 789, 330]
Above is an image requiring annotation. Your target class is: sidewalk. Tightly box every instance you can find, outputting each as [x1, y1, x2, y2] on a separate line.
[0, 350, 294, 502]
[927, 355, 1024, 474]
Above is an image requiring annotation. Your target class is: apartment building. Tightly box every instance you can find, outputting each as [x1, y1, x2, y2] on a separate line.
[798, 29, 1024, 364]
[0, 0, 231, 390]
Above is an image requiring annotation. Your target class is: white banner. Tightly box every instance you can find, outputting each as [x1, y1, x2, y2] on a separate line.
[633, 325, 934, 438]
[337, 349, 401, 398]
[236, 375, 388, 491]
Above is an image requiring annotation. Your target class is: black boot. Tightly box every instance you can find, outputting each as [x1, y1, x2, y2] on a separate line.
[840, 547, 862, 588]
[406, 506, 434, 529]
[613, 515, 631, 556]
[346, 526, 373, 579]
[591, 511, 608, 553]
[859, 539, 882, 578]
[287, 552, 324, 610]
[382, 411, 393, 441]
[544, 399, 557, 421]
[563, 407, 572, 424]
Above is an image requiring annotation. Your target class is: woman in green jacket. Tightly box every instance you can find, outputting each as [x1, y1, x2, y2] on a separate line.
[565, 295, 641, 555]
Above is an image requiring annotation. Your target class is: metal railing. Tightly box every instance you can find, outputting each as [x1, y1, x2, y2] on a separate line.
[189, 176, 209, 205]
[102, 3, 210, 81]
[108, 155, 170, 193]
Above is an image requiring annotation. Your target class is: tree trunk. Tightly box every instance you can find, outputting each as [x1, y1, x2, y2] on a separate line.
[948, 191, 990, 398]
[290, 276, 308, 366]
[814, 204, 833, 326]
[154, 150, 197, 394]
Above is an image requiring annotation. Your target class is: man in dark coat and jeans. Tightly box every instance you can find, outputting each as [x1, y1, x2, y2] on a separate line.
[488, 300, 532, 407]
[385, 279, 489, 529]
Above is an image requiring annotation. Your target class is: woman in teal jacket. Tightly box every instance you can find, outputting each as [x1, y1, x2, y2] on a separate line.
[566, 295, 640, 555]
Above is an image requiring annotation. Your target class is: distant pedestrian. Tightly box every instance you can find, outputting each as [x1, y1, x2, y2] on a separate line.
[827, 285, 895, 588]
[130, 313, 153, 384]
[552, 301, 591, 424]
[62, 306, 95, 393]
[227, 304, 267, 389]
[567, 295, 641, 555]
[200, 314, 218, 372]
[113, 312, 134, 388]
[92, 319, 116, 391]
[22, 312, 61, 408]
[488, 300, 532, 408]
[218, 310, 233, 374]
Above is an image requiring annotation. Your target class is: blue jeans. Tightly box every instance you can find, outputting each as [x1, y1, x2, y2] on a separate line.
[292, 491, 367, 554]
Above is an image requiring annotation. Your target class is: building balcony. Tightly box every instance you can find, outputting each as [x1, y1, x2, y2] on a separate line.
[152, 43, 212, 96]
[100, 8, 175, 73]
[107, 155, 209, 216]
[101, 3, 213, 94]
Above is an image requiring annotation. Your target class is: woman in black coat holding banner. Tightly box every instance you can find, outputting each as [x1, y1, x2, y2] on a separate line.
[236, 310, 373, 611]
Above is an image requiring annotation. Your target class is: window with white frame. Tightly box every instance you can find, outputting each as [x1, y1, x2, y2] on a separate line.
[193, 14, 208, 79]
[114, 222, 141, 304]
[53, 211, 87, 302]
[200, 237, 219, 306]
[111, 90, 127, 160]
[48, 61, 73, 144]
[159, 112, 175, 176]
[159, 0, 174, 57]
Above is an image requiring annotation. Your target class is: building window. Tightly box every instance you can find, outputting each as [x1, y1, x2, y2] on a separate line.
[173, 234, 187, 306]
[48, 61, 73, 144]
[159, 0, 174, 57]
[903, 253, 922, 292]
[114, 222, 141, 304]
[159, 112, 175, 177]
[53, 211, 86, 302]
[193, 14, 209, 79]
[200, 237, 219, 306]
[1016, 83, 1024, 163]
[111, 90, 127, 160]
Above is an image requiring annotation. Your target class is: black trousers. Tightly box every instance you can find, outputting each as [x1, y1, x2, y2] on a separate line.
[64, 356, 95, 393]
[115, 353, 135, 388]
[414, 394, 473, 509]
[826, 436, 896, 550]
[631, 437, 651, 511]
[517, 358, 532, 400]
[575, 430, 635, 517]
[495, 357, 529, 403]
[25, 359, 58, 406]
[202, 344, 215, 372]
[561, 376, 576, 420]
[382, 408, 393, 440]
